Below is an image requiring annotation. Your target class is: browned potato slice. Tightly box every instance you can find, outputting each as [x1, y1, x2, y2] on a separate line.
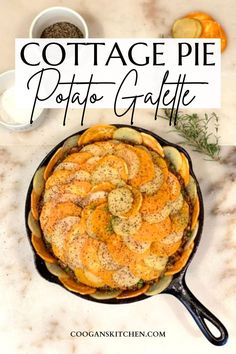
[140, 165, 164, 195]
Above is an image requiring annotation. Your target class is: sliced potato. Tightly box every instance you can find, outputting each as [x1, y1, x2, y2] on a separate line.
[86, 203, 114, 241]
[191, 196, 200, 230]
[161, 231, 183, 245]
[28, 211, 42, 238]
[133, 218, 171, 242]
[31, 234, 56, 263]
[113, 127, 142, 144]
[112, 266, 140, 288]
[140, 165, 164, 195]
[90, 289, 122, 300]
[62, 134, 80, 152]
[142, 203, 171, 223]
[108, 187, 133, 216]
[185, 221, 199, 250]
[45, 262, 68, 278]
[112, 213, 142, 237]
[114, 144, 140, 179]
[143, 255, 168, 270]
[141, 132, 164, 157]
[64, 152, 92, 165]
[171, 201, 189, 233]
[98, 243, 120, 271]
[74, 268, 105, 288]
[54, 162, 81, 172]
[121, 234, 150, 254]
[82, 191, 107, 208]
[163, 146, 182, 172]
[130, 260, 160, 281]
[145, 275, 173, 296]
[169, 193, 184, 215]
[151, 239, 181, 257]
[78, 125, 116, 145]
[51, 216, 81, 262]
[186, 176, 197, 204]
[179, 153, 190, 186]
[44, 147, 64, 181]
[33, 166, 46, 196]
[59, 275, 96, 294]
[80, 143, 105, 156]
[65, 232, 89, 270]
[172, 18, 202, 38]
[166, 172, 181, 201]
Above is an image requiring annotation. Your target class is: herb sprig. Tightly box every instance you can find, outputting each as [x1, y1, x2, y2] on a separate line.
[161, 109, 221, 161]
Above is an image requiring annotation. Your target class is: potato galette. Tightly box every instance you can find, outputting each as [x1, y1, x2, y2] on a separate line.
[28, 125, 200, 299]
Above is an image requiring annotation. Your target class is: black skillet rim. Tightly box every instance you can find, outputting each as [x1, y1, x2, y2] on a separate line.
[25, 124, 204, 304]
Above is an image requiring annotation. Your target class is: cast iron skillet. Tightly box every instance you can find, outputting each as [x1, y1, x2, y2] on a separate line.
[25, 124, 228, 346]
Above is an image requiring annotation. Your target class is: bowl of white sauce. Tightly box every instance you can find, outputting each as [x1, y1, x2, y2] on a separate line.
[0, 70, 45, 131]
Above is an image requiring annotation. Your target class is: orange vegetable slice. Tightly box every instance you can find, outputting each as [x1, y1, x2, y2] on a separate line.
[31, 190, 39, 220]
[64, 180, 92, 197]
[133, 217, 171, 242]
[59, 275, 96, 294]
[97, 155, 128, 181]
[121, 187, 142, 218]
[141, 182, 170, 215]
[165, 243, 194, 275]
[151, 239, 181, 257]
[179, 153, 190, 186]
[91, 182, 115, 193]
[44, 147, 64, 181]
[31, 234, 56, 263]
[40, 202, 82, 239]
[130, 147, 155, 187]
[63, 151, 92, 164]
[191, 195, 200, 230]
[86, 203, 114, 241]
[116, 284, 150, 299]
[78, 125, 116, 145]
[150, 152, 169, 181]
[107, 234, 142, 266]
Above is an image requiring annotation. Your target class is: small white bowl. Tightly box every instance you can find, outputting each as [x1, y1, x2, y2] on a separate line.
[0, 70, 45, 131]
[29, 6, 89, 39]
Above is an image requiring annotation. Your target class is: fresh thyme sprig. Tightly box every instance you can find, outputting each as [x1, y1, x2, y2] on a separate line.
[160, 109, 221, 161]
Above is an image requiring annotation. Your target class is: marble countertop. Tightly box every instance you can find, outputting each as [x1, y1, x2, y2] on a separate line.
[0, 1, 236, 353]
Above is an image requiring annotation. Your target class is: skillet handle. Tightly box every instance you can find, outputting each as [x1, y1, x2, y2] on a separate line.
[167, 275, 228, 346]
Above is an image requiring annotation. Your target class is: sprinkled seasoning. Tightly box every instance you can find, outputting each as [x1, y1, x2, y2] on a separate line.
[40, 21, 84, 38]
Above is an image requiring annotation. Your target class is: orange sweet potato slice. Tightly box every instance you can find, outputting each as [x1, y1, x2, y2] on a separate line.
[130, 147, 155, 187]
[31, 234, 56, 263]
[116, 284, 150, 299]
[200, 20, 227, 52]
[44, 147, 64, 181]
[91, 182, 115, 193]
[141, 133, 164, 157]
[46, 170, 74, 189]
[97, 155, 128, 181]
[86, 203, 114, 241]
[107, 234, 142, 266]
[63, 151, 92, 164]
[165, 243, 194, 275]
[133, 217, 172, 242]
[40, 202, 82, 239]
[59, 275, 96, 294]
[141, 182, 170, 215]
[179, 153, 190, 186]
[78, 125, 116, 145]
[31, 190, 39, 220]
[64, 180, 92, 197]
[191, 196, 200, 230]
[166, 172, 181, 201]
[150, 152, 169, 181]
[80, 237, 103, 274]
[151, 239, 181, 257]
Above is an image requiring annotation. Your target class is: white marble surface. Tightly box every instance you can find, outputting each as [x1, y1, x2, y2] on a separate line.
[0, 1, 236, 353]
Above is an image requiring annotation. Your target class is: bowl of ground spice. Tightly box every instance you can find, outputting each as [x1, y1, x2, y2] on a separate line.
[29, 6, 88, 39]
